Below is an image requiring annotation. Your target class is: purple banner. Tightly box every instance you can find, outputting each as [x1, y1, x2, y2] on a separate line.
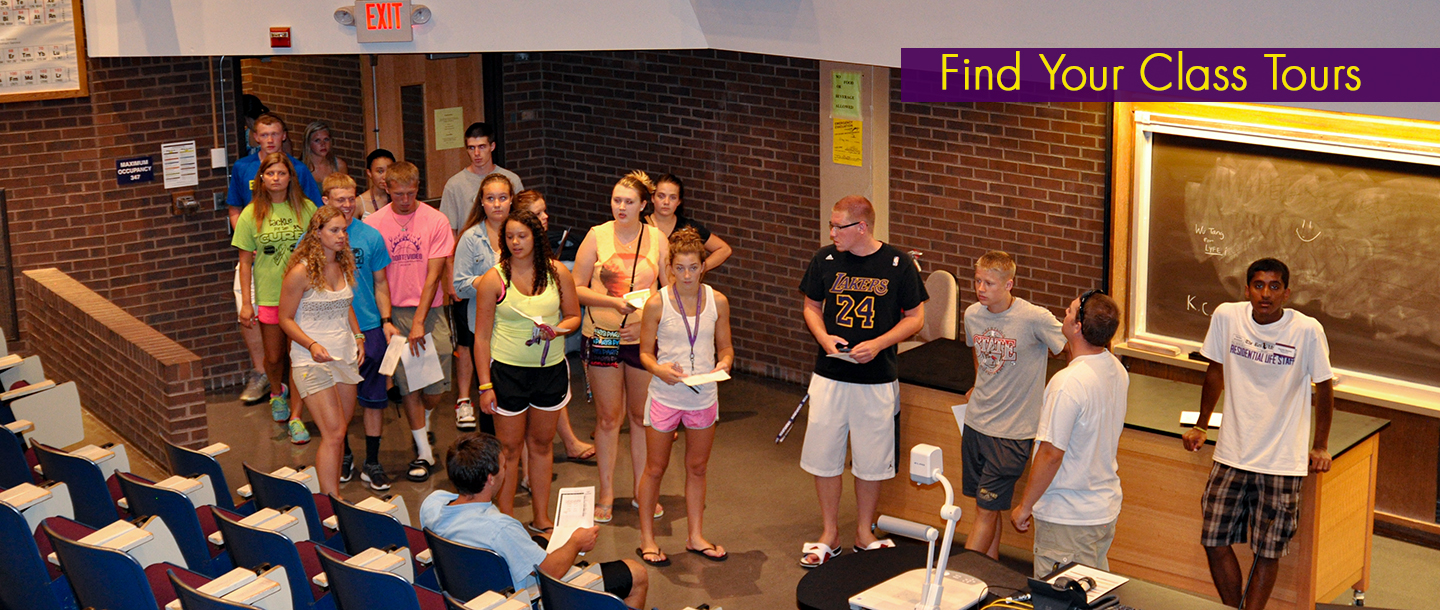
[901, 49, 1440, 103]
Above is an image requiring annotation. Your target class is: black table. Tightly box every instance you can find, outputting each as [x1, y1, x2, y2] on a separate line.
[796, 543, 1233, 610]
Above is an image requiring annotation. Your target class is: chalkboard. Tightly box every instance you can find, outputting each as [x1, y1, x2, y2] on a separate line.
[1139, 132, 1440, 388]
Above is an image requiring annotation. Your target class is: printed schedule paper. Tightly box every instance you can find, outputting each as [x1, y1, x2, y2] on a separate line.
[546, 486, 595, 553]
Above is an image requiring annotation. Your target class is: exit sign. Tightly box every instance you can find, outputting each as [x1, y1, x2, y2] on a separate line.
[356, 0, 412, 43]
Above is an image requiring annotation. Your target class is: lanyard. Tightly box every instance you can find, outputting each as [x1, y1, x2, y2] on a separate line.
[671, 285, 700, 373]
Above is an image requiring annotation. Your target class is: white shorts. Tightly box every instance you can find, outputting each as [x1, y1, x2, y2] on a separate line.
[233, 265, 257, 313]
[293, 361, 363, 399]
[799, 375, 899, 481]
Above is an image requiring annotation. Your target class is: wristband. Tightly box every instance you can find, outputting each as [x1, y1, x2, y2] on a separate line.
[354, 332, 365, 340]
[478, 383, 494, 391]
[1191, 425, 1207, 434]
[381, 317, 393, 324]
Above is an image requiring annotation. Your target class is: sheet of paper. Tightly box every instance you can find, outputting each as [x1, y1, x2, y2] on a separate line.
[1179, 411, 1223, 428]
[623, 289, 650, 309]
[951, 403, 966, 432]
[506, 304, 544, 326]
[1048, 563, 1129, 603]
[433, 107, 465, 150]
[161, 140, 199, 188]
[399, 333, 445, 389]
[682, 370, 731, 386]
[379, 335, 408, 376]
[826, 351, 858, 363]
[833, 118, 862, 166]
[546, 486, 596, 553]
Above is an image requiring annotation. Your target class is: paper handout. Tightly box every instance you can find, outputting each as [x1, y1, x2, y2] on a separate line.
[546, 486, 596, 553]
[682, 370, 731, 386]
[379, 333, 445, 390]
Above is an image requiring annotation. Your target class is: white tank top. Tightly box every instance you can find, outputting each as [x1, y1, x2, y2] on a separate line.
[647, 285, 718, 410]
[289, 281, 358, 367]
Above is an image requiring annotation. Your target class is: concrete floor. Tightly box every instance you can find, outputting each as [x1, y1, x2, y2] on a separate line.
[87, 356, 1440, 609]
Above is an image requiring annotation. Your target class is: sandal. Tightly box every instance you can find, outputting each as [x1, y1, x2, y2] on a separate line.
[636, 547, 670, 567]
[630, 499, 664, 519]
[406, 458, 434, 482]
[526, 522, 555, 536]
[853, 538, 896, 553]
[594, 504, 614, 524]
[800, 542, 840, 568]
[565, 443, 597, 462]
[686, 543, 728, 562]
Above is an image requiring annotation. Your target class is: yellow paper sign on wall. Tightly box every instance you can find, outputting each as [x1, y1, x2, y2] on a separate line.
[434, 107, 465, 150]
[832, 71, 861, 120]
[833, 119, 862, 166]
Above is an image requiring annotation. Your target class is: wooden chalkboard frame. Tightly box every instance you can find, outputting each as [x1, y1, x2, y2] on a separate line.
[0, 0, 88, 103]
[1109, 102, 1440, 416]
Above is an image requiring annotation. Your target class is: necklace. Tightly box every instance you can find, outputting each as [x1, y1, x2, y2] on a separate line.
[671, 285, 700, 374]
[394, 210, 417, 232]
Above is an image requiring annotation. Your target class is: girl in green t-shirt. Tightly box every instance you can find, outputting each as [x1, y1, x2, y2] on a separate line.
[232, 152, 316, 439]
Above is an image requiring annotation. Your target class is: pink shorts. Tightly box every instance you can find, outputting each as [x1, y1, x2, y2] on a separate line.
[646, 398, 719, 433]
[257, 305, 280, 325]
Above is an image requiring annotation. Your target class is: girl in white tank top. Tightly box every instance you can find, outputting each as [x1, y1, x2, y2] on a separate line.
[634, 227, 734, 565]
[278, 207, 364, 496]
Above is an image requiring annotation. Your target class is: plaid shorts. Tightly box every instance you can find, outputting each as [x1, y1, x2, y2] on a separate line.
[1200, 462, 1304, 559]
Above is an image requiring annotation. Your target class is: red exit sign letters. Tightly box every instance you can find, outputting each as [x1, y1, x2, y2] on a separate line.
[356, 0, 412, 43]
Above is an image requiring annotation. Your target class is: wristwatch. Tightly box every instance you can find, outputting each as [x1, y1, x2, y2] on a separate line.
[381, 317, 393, 324]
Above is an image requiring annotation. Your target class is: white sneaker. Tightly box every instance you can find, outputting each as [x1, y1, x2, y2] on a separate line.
[455, 398, 477, 430]
[239, 371, 268, 405]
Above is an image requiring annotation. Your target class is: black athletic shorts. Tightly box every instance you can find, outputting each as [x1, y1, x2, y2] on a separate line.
[961, 425, 1032, 511]
[490, 360, 571, 416]
[599, 560, 633, 599]
[451, 299, 474, 348]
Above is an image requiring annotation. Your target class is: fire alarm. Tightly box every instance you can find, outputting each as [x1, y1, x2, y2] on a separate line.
[270, 27, 291, 48]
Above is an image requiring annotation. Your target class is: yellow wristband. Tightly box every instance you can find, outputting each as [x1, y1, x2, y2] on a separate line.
[478, 383, 494, 391]
[1192, 425, 1207, 434]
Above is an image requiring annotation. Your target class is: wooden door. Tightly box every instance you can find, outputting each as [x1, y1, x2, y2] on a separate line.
[360, 54, 485, 200]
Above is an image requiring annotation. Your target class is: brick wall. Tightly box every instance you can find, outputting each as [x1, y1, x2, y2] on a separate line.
[22, 268, 206, 461]
[241, 56, 365, 182]
[888, 70, 1110, 317]
[501, 50, 822, 382]
[0, 56, 247, 387]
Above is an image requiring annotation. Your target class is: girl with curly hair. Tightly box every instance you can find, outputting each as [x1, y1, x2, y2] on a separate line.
[472, 209, 582, 530]
[279, 206, 364, 495]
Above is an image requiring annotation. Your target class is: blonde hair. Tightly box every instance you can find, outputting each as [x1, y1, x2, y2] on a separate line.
[287, 206, 356, 290]
[976, 250, 1017, 280]
[615, 170, 655, 206]
[301, 121, 340, 175]
[386, 161, 419, 187]
[322, 172, 357, 198]
[249, 152, 313, 230]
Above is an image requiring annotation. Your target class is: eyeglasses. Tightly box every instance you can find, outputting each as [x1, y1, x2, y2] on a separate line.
[828, 220, 862, 231]
[1077, 288, 1105, 324]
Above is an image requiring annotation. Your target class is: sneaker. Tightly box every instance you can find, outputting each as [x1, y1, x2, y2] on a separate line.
[239, 371, 269, 405]
[287, 419, 310, 445]
[340, 452, 354, 483]
[360, 462, 391, 491]
[270, 391, 290, 422]
[455, 398, 477, 430]
[407, 458, 435, 482]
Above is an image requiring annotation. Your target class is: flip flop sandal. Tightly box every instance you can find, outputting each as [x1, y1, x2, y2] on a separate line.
[630, 499, 664, 518]
[636, 547, 670, 567]
[594, 504, 614, 524]
[800, 542, 840, 568]
[686, 544, 728, 562]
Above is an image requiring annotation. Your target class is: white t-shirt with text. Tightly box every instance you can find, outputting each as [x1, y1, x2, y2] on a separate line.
[1200, 302, 1334, 476]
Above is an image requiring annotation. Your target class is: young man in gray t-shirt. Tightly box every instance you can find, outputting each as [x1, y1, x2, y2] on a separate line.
[961, 250, 1065, 560]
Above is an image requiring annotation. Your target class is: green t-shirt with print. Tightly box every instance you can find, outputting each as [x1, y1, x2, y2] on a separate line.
[232, 201, 314, 306]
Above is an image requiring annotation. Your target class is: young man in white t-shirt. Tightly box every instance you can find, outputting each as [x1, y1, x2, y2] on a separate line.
[1011, 289, 1128, 576]
[961, 251, 1066, 560]
[1183, 257, 1334, 610]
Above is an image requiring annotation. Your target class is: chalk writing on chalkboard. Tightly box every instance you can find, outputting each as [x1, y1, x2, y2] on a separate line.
[1141, 132, 1440, 388]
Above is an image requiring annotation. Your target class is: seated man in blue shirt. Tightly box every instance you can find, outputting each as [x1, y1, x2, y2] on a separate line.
[420, 433, 648, 609]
